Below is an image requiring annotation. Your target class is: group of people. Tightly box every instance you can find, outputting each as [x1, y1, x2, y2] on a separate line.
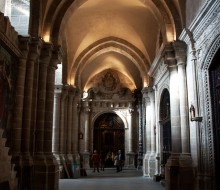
[91, 150, 124, 173]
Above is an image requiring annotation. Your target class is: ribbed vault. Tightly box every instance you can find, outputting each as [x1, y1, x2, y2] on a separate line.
[38, 0, 183, 92]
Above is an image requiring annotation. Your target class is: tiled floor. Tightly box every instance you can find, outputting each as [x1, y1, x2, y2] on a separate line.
[59, 168, 165, 190]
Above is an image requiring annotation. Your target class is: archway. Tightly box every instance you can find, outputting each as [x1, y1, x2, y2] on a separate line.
[159, 89, 171, 169]
[209, 48, 220, 189]
[93, 113, 125, 167]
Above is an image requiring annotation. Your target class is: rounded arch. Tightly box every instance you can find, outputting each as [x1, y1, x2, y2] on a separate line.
[159, 88, 170, 121]
[157, 84, 170, 120]
[92, 110, 128, 129]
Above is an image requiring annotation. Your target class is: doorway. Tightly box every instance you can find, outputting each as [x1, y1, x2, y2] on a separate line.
[160, 89, 171, 167]
[209, 48, 220, 189]
[93, 113, 125, 167]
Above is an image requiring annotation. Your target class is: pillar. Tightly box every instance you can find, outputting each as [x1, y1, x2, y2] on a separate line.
[59, 85, 68, 175]
[71, 90, 80, 163]
[52, 85, 62, 164]
[12, 37, 29, 157]
[66, 86, 74, 163]
[164, 44, 181, 190]
[82, 101, 90, 168]
[148, 88, 157, 177]
[142, 87, 151, 176]
[175, 41, 194, 190]
[12, 36, 30, 190]
[126, 103, 135, 168]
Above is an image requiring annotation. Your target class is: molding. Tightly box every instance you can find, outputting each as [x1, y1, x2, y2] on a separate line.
[0, 13, 21, 57]
[179, 1, 220, 45]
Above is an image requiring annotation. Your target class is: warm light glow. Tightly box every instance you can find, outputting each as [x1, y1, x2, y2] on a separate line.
[43, 35, 50, 42]
[166, 24, 174, 42]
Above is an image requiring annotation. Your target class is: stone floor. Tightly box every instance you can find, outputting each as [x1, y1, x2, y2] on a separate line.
[59, 168, 165, 190]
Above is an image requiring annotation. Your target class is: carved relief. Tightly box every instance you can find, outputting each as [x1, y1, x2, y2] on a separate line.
[102, 71, 117, 92]
[153, 59, 168, 85]
[201, 35, 220, 175]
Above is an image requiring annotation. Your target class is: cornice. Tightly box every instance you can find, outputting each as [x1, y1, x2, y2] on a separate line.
[179, 1, 220, 44]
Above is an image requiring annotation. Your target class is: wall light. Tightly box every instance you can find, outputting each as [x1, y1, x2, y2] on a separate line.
[189, 104, 202, 122]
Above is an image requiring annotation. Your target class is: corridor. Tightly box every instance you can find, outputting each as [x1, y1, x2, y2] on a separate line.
[59, 169, 165, 190]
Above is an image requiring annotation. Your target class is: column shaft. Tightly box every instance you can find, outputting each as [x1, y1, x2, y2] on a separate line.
[12, 37, 29, 155]
[35, 43, 52, 155]
[52, 87, 61, 154]
[178, 63, 190, 153]
[21, 38, 41, 156]
[169, 65, 181, 153]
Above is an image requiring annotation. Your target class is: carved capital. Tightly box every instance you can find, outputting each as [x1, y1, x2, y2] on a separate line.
[39, 42, 53, 64]
[49, 45, 63, 68]
[163, 44, 176, 68]
[28, 37, 43, 61]
[174, 40, 187, 64]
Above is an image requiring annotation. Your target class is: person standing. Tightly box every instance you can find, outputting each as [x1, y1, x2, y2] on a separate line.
[118, 150, 124, 172]
[99, 151, 105, 171]
[114, 152, 120, 172]
[91, 150, 100, 172]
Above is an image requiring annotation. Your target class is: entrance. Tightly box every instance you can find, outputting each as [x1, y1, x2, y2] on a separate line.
[160, 89, 171, 167]
[93, 113, 125, 167]
[209, 48, 220, 189]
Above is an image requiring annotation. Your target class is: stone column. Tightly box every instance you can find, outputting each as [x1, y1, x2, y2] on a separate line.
[83, 101, 90, 153]
[142, 87, 151, 176]
[148, 88, 157, 177]
[126, 103, 135, 168]
[33, 42, 51, 190]
[137, 95, 143, 170]
[72, 91, 80, 163]
[52, 85, 62, 164]
[21, 38, 41, 160]
[153, 85, 161, 175]
[59, 85, 68, 166]
[12, 37, 29, 157]
[128, 104, 134, 153]
[34, 43, 52, 157]
[34, 46, 62, 190]
[164, 44, 181, 190]
[175, 41, 194, 190]
[66, 86, 74, 164]
[82, 101, 90, 168]
[11, 37, 30, 190]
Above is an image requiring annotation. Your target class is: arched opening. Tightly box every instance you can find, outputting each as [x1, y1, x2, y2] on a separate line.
[93, 112, 125, 168]
[159, 89, 171, 169]
[209, 48, 220, 190]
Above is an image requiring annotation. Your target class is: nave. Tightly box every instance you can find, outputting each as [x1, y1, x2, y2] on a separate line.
[59, 169, 165, 190]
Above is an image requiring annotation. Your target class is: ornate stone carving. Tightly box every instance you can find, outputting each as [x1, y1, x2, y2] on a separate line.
[154, 59, 168, 84]
[200, 34, 220, 175]
[102, 71, 117, 92]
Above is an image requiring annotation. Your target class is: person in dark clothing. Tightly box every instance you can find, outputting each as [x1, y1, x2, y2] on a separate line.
[99, 151, 105, 171]
[91, 150, 100, 172]
[118, 150, 124, 171]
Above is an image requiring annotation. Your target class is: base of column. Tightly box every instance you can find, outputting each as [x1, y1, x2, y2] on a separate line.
[165, 153, 194, 190]
[33, 154, 59, 190]
[81, 152, 90, 169]
[148, 152, 157, 177]
[125, 152, 136, 169]
[143, 152, 151, 177]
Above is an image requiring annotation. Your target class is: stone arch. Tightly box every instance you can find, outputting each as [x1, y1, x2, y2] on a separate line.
[41, 0, 182, 44]
[158, 87, 171, 168]
[71, 37, 150, 89]
[92, 110, 128, 130]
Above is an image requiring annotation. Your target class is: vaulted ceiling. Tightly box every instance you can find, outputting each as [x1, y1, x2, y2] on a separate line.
[38, 0, 184, 92]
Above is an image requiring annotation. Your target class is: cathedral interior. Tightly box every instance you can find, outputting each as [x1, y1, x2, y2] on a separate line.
[0, 0, 220, 189]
